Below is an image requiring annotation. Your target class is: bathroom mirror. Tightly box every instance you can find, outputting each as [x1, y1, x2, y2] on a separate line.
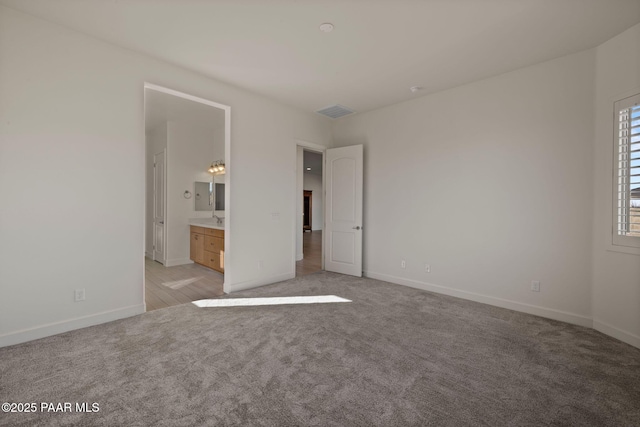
[194, 181, 213, 211]
[213, 175, 225, 211]
[194, 178, 225, 212]
[215, 183, 225, 211]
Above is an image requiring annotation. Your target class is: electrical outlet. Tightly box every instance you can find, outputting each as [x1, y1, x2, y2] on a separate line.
[258, 260, 264, 269]
[531, 281, 540, 292]
[401, 260, 406, 269]
[425, 264, 431, 273]
[74, 288, 85, 302]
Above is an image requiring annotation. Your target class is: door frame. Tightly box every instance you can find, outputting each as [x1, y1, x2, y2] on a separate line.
[143, 83, 232, 303]
[293, 140, 326, 275]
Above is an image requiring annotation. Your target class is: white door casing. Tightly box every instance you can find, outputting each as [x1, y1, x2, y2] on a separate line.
[324, 145, 363, 277]
[153, 150, 166, 264]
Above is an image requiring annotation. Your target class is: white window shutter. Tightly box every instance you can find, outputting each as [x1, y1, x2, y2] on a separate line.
[613, 93, 640, 247]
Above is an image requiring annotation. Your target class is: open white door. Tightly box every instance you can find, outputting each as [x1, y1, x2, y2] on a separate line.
[153, 150, 166, 264]
[324, 145, 363, 276]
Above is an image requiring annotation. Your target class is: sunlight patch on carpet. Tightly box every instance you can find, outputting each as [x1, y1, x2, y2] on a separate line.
[192, 295, 351, 308]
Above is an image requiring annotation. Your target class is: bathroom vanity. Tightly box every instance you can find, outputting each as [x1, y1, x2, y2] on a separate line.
[189, 222, 224, 273]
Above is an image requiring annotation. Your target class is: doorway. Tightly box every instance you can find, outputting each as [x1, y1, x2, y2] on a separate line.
[143, 83, 231, 310]
[296, 146, 324, 276]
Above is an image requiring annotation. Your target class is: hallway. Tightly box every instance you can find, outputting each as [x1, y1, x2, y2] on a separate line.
[296, 230, 322, 276]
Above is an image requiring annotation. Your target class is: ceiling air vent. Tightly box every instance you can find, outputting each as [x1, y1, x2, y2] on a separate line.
[315, 104, 355, 119]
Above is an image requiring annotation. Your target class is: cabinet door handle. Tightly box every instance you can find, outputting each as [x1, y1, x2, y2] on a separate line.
[352, 226, 362, 230]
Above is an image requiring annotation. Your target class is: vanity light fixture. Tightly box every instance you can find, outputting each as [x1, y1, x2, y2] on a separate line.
[208, 160, 225, 175]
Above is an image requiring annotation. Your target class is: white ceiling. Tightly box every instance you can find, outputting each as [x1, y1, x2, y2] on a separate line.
[3, 0, 640, 115]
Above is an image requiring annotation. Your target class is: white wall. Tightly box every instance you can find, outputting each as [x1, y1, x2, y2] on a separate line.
[0, 6, 331, 347]
[592, 23, 640, 348]
[332, 50, 596, 326]
[166, 116, 218, 266]
[303, 172, 323, 231]
[145, 123, 168, 258]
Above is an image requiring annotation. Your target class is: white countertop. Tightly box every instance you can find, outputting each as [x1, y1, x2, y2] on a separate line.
[189, 218, 225, 230]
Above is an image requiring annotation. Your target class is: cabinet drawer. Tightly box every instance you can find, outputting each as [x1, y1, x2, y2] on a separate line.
[205, 228, 224, 238]
[204, 251, 222, 272]
[204, 235, 224, 253]
[190, 226, 206, 235]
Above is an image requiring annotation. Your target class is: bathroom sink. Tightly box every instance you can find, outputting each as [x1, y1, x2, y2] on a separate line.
[188, 218, 224, 229]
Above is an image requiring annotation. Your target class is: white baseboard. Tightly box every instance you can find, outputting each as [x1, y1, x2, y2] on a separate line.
[296, 253, 303, 261]
[0, 304, 145, 348]
[225, 272, 295, 293]
[364, 271, 593, 328]
[593, 319, 640, 349]
[164, 258, 193, 267]
[144, 251, 153, 259]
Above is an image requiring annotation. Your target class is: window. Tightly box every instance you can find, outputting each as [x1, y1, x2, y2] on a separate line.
[613, 93, 640, 248]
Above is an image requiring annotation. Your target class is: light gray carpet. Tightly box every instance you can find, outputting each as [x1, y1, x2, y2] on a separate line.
[1, 272, 639, 426]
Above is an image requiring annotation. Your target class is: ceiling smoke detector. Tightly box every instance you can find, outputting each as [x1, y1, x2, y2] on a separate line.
[319, 23, 334, 33]
[410, 86, 423, 93]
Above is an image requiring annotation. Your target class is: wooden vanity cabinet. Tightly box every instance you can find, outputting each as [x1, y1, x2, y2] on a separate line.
[190, 226, 205, 265]
[190, 226, 224, 273]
